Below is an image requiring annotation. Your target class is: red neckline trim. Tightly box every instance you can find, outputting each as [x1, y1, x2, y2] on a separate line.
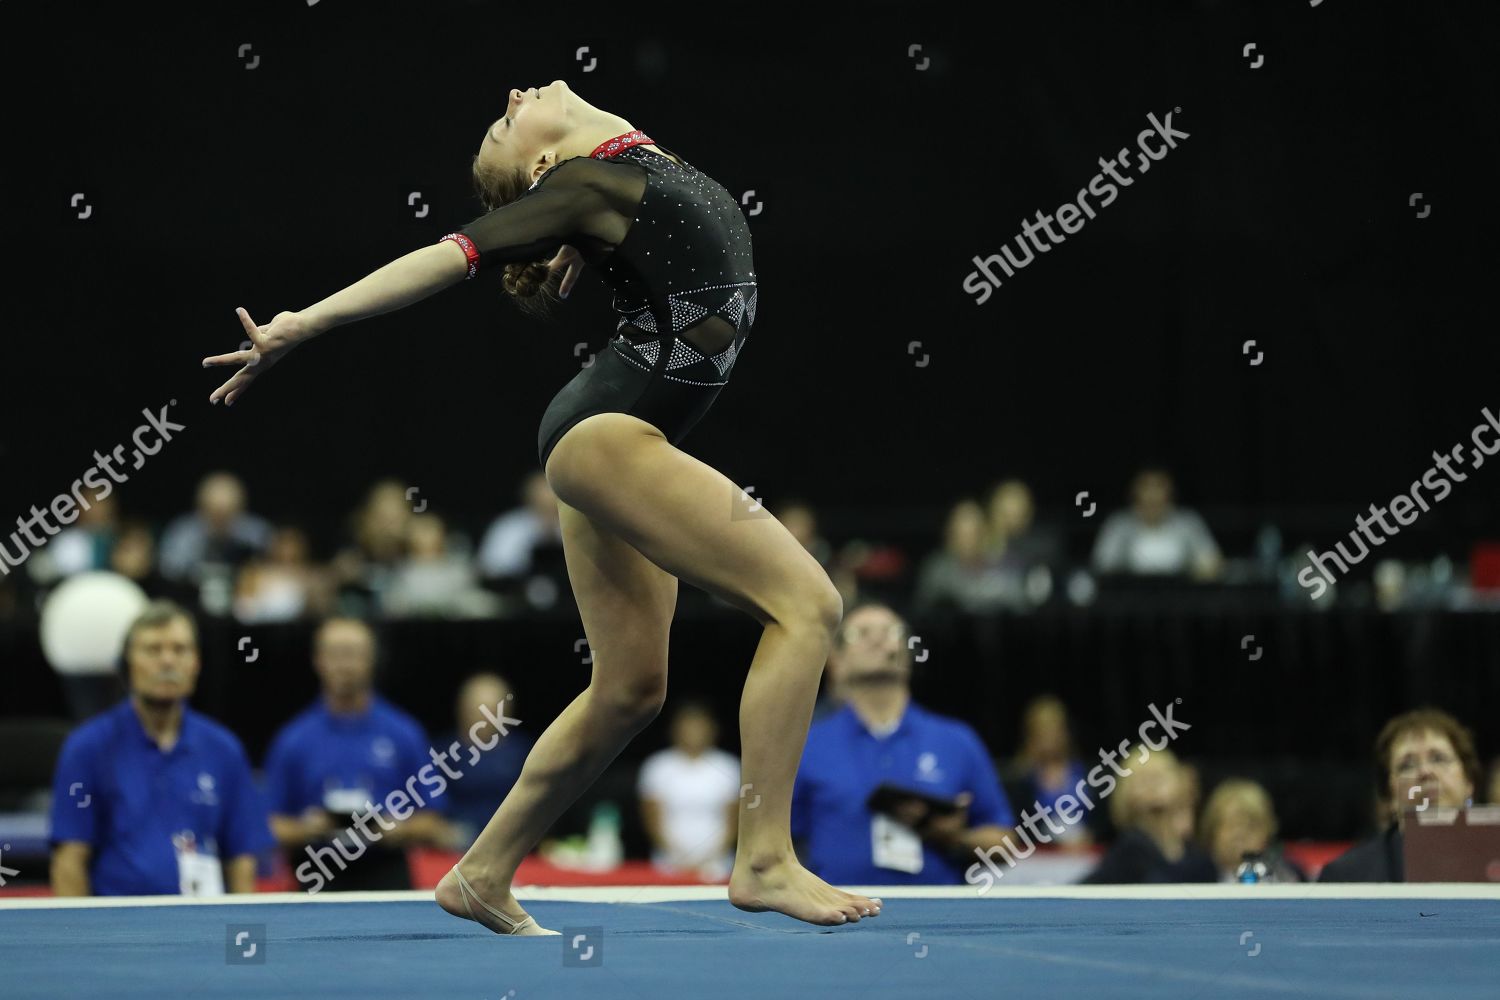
[591, 129, 657, 159]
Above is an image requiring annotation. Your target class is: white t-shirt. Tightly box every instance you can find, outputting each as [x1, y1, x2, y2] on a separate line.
[637, 748, 741, 868]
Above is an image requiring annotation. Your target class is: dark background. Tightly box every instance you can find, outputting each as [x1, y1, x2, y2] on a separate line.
[6, 0, 1497, 535]
[3, 0, 1497, 840]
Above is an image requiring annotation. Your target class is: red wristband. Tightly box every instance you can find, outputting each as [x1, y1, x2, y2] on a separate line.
[440, 232, 480, 279]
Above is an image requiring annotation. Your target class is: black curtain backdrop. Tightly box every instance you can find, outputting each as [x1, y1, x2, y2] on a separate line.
[5, 0, 1497, 549]
[2, 0, 1498, 846]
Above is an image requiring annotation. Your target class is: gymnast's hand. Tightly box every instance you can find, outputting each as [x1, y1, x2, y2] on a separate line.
[550, 244, 585, 298]
[203, 307, 312, 406]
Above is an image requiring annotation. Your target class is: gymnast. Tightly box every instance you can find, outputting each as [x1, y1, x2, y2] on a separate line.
[203, 79, 881, 933]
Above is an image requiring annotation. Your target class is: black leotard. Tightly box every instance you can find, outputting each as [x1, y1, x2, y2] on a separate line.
[439, 131, 757, 467]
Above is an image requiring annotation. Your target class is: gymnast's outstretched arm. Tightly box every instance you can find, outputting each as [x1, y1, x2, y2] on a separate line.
[202, 163, 612, 406]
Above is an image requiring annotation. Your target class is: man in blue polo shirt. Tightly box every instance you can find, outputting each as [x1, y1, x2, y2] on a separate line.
[49, 600, 273, 895]
[791, 601, 1015, 884]
[264, 616, 456, 891]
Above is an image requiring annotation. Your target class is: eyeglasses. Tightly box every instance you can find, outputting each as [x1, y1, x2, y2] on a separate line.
[1393, 751, 1457, 776]
[838, 623, 905, 644]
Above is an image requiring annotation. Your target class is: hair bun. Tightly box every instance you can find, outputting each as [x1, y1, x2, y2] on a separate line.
[503, 260, 551, 298]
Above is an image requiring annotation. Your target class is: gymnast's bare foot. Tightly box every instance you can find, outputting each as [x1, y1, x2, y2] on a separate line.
[435, 864, 559, 936]
[728, 855, 882, 926]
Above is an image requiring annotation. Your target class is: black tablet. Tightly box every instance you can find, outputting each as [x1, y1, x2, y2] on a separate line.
[865, 782, 965, 820]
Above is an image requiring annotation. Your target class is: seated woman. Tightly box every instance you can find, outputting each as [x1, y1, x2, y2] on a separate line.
[1004, 695, 1095, 849]
[1319, 707, 1480, 882]
[1080, 745, 1216, 884]
[1198, 779, 1306, 882]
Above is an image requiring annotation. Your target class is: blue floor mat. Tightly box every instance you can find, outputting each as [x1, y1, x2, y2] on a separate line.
[2, 896, 1496, 999]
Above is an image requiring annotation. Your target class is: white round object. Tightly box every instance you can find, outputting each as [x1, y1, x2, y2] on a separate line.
[40, 571, 150, 675]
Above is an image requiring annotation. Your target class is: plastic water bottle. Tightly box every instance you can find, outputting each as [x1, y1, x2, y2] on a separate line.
[584, 801, 623, 871]
[1235, 851, 1270, 883]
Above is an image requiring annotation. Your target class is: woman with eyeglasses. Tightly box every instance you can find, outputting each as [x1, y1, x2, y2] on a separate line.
[1319, 707, 1480, 881]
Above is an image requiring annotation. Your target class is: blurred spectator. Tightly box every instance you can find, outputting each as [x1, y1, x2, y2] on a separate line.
[1488, 756, 1500, 805]
[792, 601, 1015, 884]
[262, 617, 454, 891]
[48, 600, 272, 895]
[1003, 694, 1094, 848]
[234, 525, 330, 623]
[1319, 707, 1480, 882]
[1091, 468, 1223, 580]
[109, 519, 168, 594]
[778, 498, 834, 569]
[158, 472, 273, 584]
[1284, 540, 1339, 606]
[438, 672, 535, 849]
[1080, 745, 1216, 883]
[984, 479, 1063, 579]
[914, 499, 1019, 614]
[332, 479, 416, 610]
[32, 494, 120, 583]
[637, 701, 741, 880]
[382, 514, 498, 618]
[477, 471, 562, 581]
[1198, 779, 1306, 882]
